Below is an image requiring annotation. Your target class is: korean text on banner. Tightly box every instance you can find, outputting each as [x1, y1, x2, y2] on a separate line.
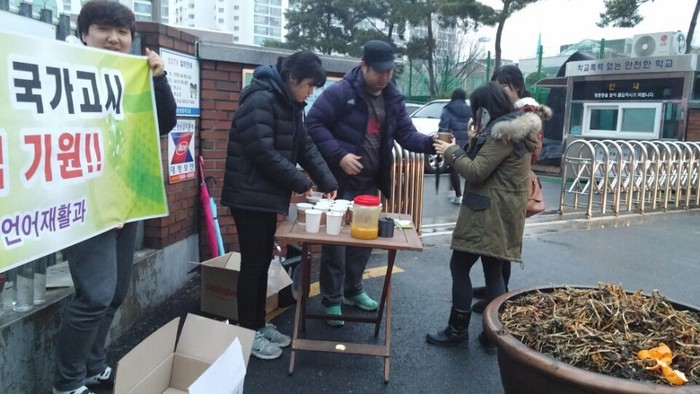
[0, 30, 168, 271]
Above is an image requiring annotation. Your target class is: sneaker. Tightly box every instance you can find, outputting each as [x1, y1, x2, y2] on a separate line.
[325, 305, 344, 327]
[52, 386, 94, 394]
[343, 292, 378, 311]
[450, 196, 462, 205]
[259, 322, 291, 347]
[84, 366, 114, 387]
[251, 331, 283, 360]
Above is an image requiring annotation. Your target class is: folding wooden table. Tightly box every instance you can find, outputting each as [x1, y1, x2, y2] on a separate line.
[275, 213, 423, 383]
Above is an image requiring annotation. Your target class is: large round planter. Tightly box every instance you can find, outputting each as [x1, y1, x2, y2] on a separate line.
[482, 285, 700, 394]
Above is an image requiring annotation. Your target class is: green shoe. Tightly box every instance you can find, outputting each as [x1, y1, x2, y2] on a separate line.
[343, 292, 378, 311]
[325, 305, 344, 327]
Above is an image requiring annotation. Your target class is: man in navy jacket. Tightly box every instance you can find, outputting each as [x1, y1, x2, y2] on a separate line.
[306, 40, 435, 326]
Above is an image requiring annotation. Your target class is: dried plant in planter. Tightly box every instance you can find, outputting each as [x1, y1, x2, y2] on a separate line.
[500, 283, 700, 386]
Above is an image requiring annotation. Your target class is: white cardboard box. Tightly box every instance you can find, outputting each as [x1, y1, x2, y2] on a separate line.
[200, 252, 293, 321]
[114, 313, 255, 394]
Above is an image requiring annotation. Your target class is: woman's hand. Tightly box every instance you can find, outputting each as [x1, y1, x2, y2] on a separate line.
[433, 137, 454, 156]
[145, 47, 165, 77]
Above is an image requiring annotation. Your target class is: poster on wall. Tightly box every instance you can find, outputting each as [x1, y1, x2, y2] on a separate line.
[168, 119, 196, 184]
[161, 48, 200, 117]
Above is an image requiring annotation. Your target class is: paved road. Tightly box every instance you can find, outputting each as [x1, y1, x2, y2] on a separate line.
[103, 175, 700, 394]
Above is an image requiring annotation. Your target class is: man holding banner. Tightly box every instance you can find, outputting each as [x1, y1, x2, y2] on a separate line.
[51, 2, 177, 394]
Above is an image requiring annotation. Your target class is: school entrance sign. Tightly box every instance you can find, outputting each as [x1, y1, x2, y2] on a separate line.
[0, 31, 168, 271]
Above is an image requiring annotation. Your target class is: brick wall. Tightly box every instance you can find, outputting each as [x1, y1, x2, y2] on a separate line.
[198, 59, 242, 258]
[135, 22, 200, 250]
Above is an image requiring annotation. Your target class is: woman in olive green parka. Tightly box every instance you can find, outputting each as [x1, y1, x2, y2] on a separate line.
[426, 82, 541, 348]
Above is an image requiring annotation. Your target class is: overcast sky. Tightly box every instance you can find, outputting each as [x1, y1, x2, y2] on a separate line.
[474, 0, 697, 61]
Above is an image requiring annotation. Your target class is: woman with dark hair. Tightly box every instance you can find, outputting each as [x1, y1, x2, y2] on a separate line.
[53, 2, 177, 393]
[439, 88, 471, 205]
[467, 65, 552, 313]
[221, 50, 338, 360]
[426, 82, 541, 348]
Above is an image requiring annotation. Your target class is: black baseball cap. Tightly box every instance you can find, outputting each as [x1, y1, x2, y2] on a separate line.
[362, 40, 395, 71]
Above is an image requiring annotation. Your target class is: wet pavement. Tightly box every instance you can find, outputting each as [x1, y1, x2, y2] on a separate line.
[102, 174, 700, 394]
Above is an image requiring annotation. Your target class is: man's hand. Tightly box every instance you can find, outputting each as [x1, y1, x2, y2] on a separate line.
[145, 47, 165, 77]
[324, 190, 338, 200]
[340, 153, 363, 175]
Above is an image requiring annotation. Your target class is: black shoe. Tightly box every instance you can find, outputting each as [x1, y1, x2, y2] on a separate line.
[478, 332, 497, 354]
[472, 286, 487, 299]
[472, 299, 488, 314]
[426, 325, 469, 347]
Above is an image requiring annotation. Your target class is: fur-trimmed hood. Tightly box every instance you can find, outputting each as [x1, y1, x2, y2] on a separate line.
[490, 112, 542, 153]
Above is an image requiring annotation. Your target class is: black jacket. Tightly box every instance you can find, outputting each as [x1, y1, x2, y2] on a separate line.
[153, 74, 177, 135]
[221, 65, 337, 214]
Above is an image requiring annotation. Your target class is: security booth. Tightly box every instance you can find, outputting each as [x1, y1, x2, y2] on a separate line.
[560, 54, 699, 146]
[543, 54, 700, 218]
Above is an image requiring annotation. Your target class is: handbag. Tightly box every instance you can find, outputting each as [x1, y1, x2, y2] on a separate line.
[526, 169, 545, 217]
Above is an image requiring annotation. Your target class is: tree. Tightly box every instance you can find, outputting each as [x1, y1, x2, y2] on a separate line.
[598, 0, 700, 54]
[284, 0, 367, 54]
[442, 0, 541, 69]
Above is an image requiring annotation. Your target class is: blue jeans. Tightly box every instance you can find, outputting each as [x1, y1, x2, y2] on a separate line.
[320, 187, 377, 307]
[54, 222, 137, 391]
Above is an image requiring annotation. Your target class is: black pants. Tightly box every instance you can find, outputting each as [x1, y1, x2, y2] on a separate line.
[230, 208, 278, 330]
[449, 250, 506, 311]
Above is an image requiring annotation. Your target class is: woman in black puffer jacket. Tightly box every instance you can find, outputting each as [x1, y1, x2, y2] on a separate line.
[221, 51, 338, 360]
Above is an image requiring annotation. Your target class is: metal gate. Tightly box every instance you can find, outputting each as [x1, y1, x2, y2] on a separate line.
[560, 139, 700, 218]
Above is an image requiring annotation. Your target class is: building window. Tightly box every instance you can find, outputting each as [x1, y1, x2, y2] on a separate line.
[234, 16, 239, 21]
[581, 103, 661, 139]
[234, 5, 239, 10]
[218, 18, 224, 23]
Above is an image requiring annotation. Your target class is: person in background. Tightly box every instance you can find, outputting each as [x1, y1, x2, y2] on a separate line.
[306, 40, 436, 326]
[221, 51, 338, 360]
[438, 88, 471, 205]
[426, 82, 541, 348]
[470, 65, 551, 313]
[54, 2, 177, 393]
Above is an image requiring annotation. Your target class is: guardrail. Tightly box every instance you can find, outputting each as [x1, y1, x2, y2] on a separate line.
[560, 139, 700, 218]
[381, 142, 425, 233]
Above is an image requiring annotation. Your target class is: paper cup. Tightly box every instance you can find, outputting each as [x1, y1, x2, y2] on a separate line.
[314, 204, 331, 226]
[305, 209, 322, 233]
[325, 211, 344, 235]
[437, 131, 454, 142]
[296, 202, 313, 225]
[330, 205, 348, 227]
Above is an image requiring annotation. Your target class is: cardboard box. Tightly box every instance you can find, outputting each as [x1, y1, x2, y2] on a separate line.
[200, 252, 293, 321]
[114, 313, 255, 394]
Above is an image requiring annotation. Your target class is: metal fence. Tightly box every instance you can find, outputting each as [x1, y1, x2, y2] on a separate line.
[381, 142, 425, 233]
[559, 139, 700, 218]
